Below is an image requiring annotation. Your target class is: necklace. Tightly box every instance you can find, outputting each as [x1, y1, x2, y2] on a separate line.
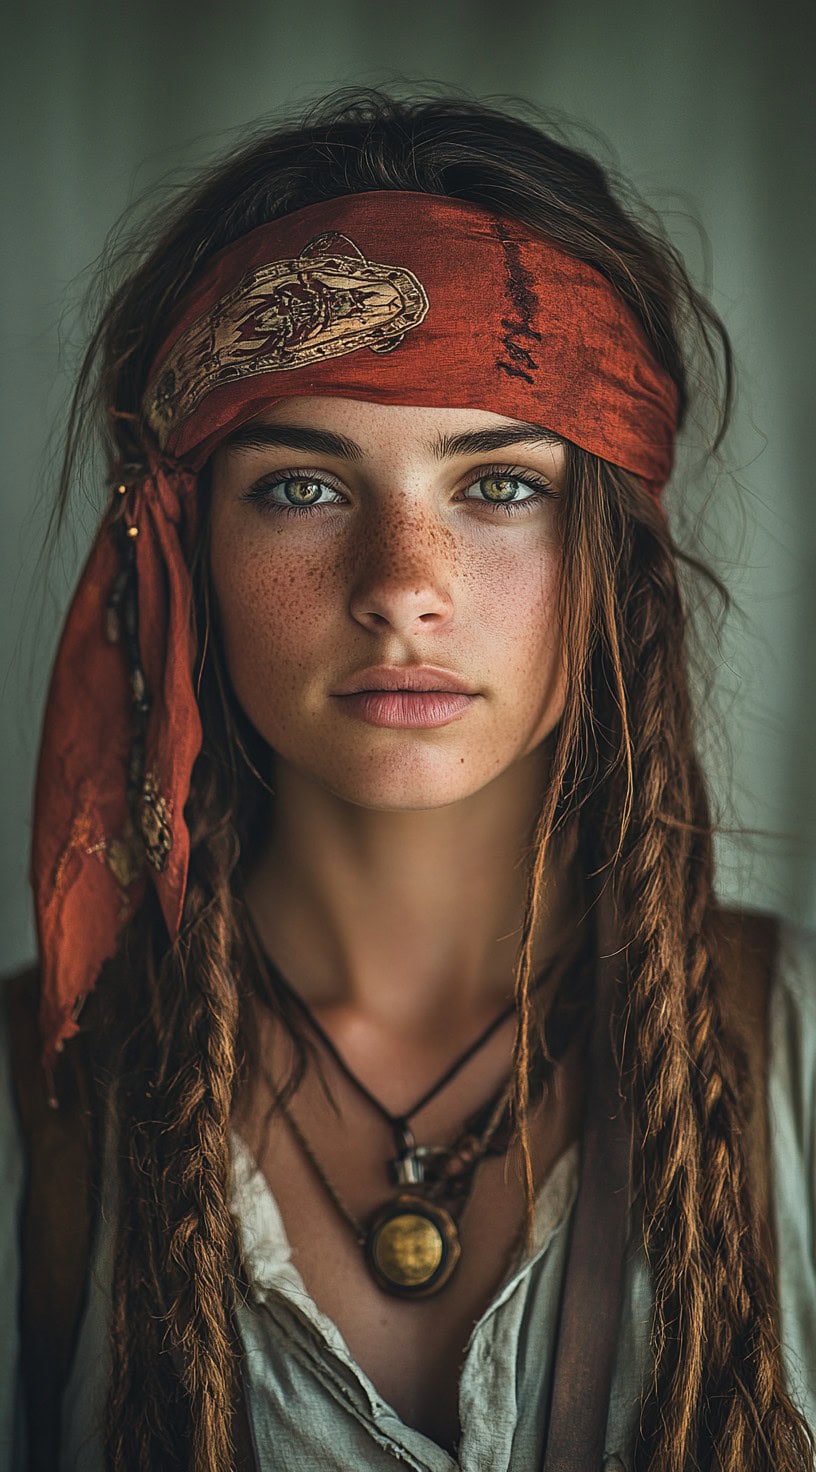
[268, 1067, 514, 1298]
[241, 904, 594, 1298]
[266, 955, 521, 1189]
[238, 894, 595, 1301]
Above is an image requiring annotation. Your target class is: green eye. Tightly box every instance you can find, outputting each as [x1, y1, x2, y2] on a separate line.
[282, 478, 322, 505]
[462, 470, 554, 517]
[243, 475, 342, 515]
[478, 475, 529, 503]
[241, 465, 555, 521]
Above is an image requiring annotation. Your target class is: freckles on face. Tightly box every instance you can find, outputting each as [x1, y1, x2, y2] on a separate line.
[207, 399, 566, 810]
[210, 521, 337, 741]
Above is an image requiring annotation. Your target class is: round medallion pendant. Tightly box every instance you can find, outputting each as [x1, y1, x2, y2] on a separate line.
[364, 1194, 462, 1298]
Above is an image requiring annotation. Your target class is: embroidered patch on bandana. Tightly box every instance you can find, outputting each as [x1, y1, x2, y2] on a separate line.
[145, 231, 430, 446]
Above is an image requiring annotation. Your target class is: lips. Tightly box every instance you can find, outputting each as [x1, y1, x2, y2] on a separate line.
[333, 664, 476, 696]
[334, 689, 476, 730]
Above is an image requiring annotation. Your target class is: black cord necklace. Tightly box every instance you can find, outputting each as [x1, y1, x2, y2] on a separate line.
[240, 902, 591, 1299]
[270, 1067, 514, 1298]
[266, 955, 519, 1190]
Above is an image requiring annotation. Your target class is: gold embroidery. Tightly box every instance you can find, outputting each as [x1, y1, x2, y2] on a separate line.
[136, 768, 173, 872]
[52, 787, 97, 898]
[105, 821, 145, 889]
[144, 232, 430, 445]
[50, 773, 172, 915]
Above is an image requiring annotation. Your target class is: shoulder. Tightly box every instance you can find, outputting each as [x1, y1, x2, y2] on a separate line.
[0, 965, 33, 1470]
[0, 961, 37, 1218]
[774, 912, 816, 1027]
[712, 905, 816, 1215]
[765, 912, 816, 1147]
[2, 963, 42, 1078]
[730, 912, 816, 1421]
[709, 901, 816, 1087]
[707, 904, 816, 1232]
[0, 960, 35, 1167]
[710, 903, 784, 1042]
[1, 963, 52, 1143]
[709, 902, 816, 1042]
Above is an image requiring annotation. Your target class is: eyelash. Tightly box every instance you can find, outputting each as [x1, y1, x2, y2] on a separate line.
[240, 463, 556, 520]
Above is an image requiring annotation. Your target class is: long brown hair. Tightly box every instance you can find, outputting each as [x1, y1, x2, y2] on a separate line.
[54, 87, 814, 1470]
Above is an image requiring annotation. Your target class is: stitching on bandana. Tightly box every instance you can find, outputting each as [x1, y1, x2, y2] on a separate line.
[51, 778, 149, 918]
[491, 221, 542, 385]
[51, 783, 100, 898]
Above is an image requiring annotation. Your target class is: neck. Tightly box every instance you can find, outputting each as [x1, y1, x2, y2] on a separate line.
[242, 739, 582, 1036]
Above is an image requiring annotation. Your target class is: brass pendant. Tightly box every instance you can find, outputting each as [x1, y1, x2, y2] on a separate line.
[364, 1194, 462, 1298]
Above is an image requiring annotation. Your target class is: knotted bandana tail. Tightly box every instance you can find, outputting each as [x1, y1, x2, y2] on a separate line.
[31, 462, 202, 1079]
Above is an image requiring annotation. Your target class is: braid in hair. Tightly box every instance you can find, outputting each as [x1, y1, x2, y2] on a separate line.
[83, 478, 319, 1471]
[97, 671, 249, 1469]
[509, 452, 814, 1470]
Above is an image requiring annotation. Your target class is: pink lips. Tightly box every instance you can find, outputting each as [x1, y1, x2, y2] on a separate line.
[336, 690, 476, 728]
[333, 664, 476, 695]
[332, 664, 479, 728]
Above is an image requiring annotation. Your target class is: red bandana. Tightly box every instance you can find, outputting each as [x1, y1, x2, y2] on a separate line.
[31, 190, 680, 1085]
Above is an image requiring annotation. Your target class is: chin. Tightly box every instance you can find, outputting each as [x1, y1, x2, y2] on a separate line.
[331, 783, 482, 813]
[307, 748, 504, 812]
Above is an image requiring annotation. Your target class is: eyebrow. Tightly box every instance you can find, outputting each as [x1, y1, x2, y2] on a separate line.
[221, 421, 564, 460]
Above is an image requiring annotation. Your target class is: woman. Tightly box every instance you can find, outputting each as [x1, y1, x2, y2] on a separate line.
[2, 88, 815, 1472]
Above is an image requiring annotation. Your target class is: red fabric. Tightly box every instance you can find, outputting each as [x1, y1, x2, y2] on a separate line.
[32, 464, 201, 1073]
[145, 192, 678, 499]
[31, 190, 680, 1076]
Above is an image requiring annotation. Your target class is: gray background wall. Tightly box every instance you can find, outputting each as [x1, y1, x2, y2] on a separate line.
[2, 0, 814, 975]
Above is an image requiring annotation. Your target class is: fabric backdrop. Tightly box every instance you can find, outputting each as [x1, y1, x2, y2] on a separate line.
[2, 0, 813, 979]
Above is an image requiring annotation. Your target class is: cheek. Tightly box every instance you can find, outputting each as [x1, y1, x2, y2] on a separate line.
[476, 539, 563, 688]
[491, 544, 565, 758]
[208, 516, 341, 708]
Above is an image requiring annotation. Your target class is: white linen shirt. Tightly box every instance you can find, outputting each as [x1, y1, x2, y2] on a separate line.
[2, 918, 815, 1472]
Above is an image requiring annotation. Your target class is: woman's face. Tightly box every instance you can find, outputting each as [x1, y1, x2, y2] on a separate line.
[209, 396, 567, 810]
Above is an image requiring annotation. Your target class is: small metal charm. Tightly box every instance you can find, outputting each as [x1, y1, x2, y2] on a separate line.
[391, 1152, 424, 1186]
[388, 1122, 453, 1187]
[389, 1122, 425, 1185]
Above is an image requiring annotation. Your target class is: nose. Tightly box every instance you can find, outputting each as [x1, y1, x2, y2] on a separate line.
[347, 505, 455, 637]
